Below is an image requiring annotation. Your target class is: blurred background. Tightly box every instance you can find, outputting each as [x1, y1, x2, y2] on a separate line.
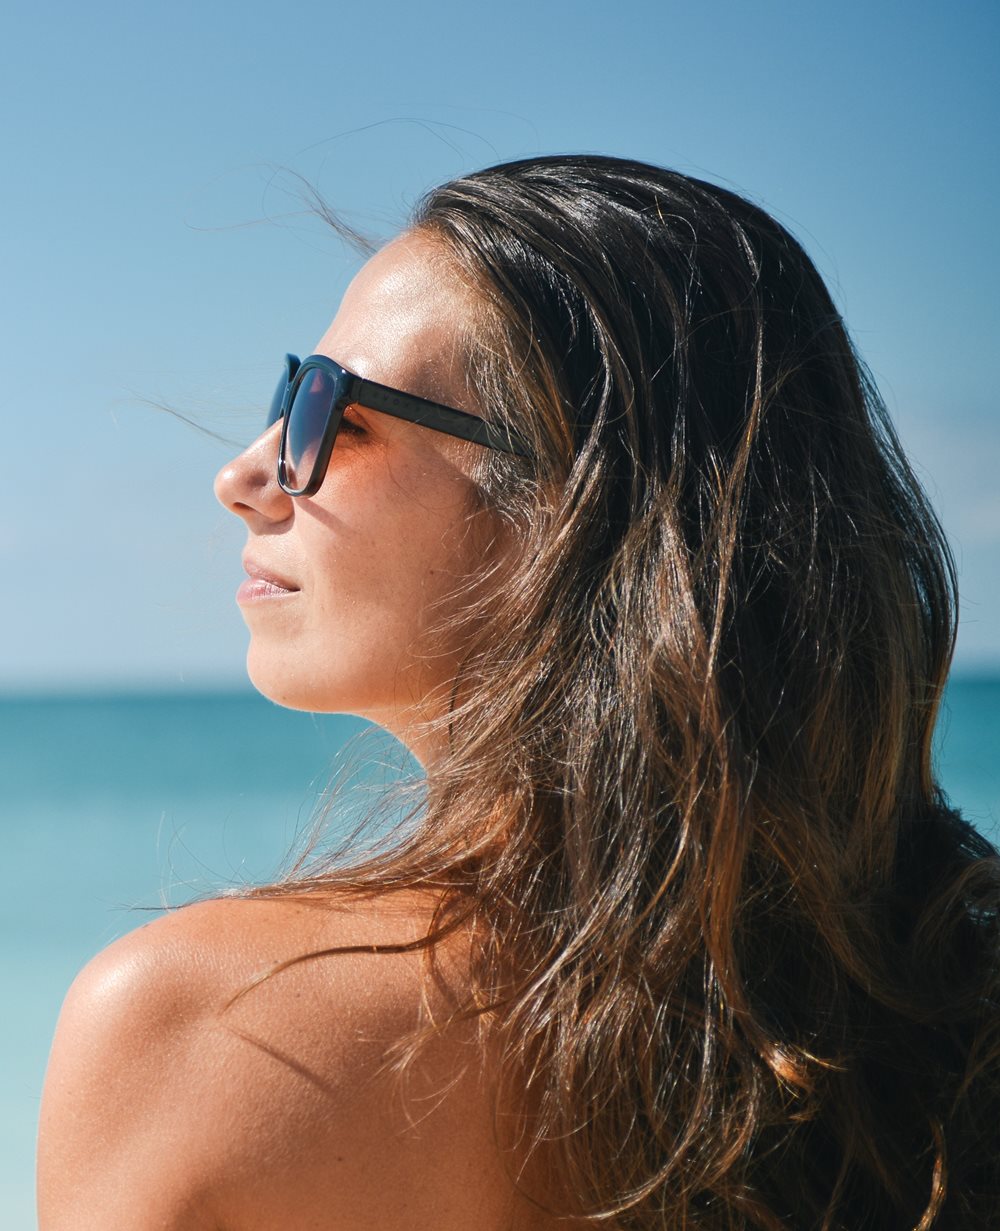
[1, 0, 997, 1222]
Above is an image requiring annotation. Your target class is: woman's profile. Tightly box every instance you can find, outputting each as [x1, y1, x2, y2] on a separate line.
[38, 155, 1000, 1229]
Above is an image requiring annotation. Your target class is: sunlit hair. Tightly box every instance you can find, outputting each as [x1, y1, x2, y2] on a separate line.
[243, 156, 1000, 1229]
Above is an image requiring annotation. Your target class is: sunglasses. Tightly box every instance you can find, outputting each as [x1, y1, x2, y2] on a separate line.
[266, 353, 531, 496]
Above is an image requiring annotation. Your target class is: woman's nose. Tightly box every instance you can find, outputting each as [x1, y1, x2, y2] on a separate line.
[214, 423, 293, 525]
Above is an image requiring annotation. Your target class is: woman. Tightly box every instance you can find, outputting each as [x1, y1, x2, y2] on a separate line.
[38, 155, 1000, 1229]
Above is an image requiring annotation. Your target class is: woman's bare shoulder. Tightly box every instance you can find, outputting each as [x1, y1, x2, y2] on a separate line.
[79, 887, 467, 995]
[44, 890, 472, 1085]
[38, 890, 529, 1231]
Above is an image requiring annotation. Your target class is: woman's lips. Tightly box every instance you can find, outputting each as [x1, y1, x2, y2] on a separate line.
[238, 560, 300, 604]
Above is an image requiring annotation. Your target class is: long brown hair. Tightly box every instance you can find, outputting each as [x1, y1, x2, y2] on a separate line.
[245, 156, 1000, 1229]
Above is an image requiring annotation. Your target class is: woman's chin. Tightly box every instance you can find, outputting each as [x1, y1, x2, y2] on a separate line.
[245, 652, 318, 712]
[244, 652, 370, 717]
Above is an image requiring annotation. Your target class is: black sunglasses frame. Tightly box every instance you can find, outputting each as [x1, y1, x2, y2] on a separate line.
[268, 353, 531, 497]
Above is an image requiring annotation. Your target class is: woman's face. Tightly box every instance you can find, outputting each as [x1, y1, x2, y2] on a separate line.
[214, 230, 500, 764]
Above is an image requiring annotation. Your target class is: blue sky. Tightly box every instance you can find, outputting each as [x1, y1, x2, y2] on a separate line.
[2, 0, 997, 688]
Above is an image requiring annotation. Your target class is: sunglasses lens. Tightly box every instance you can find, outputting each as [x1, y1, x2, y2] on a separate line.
[282, 365, 342, 492]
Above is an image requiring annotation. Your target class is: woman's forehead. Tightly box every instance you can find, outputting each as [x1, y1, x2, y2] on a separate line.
[314, 230, 478, 407]
[342, 231, 465, 333]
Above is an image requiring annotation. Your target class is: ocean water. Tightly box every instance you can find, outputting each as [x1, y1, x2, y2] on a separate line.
[2, 680, 998, 1224]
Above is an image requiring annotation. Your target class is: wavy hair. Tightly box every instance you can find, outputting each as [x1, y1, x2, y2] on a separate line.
[244, 156, 1000, 1229]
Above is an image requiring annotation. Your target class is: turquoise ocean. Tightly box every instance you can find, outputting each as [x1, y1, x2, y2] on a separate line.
[2, 680, 998, 1224]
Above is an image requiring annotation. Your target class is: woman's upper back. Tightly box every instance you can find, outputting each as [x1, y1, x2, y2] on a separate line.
[38, 890, 576, 1231]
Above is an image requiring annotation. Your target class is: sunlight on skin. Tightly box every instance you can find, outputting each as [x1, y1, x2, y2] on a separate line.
[214, 231, 500, 768]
